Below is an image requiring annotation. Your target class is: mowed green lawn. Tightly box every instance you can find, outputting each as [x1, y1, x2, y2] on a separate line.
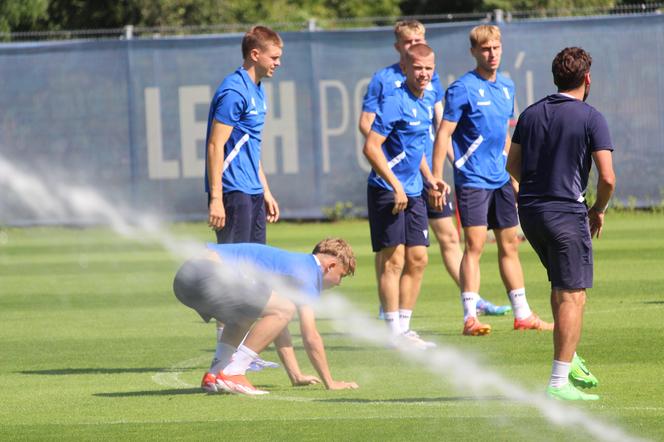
[1, 212, 663, 441]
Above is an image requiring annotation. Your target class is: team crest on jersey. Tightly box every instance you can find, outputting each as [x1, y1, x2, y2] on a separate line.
[395, 80, 402, 88]
[479, 88, 485, 97]
[503, 87, 510, 99]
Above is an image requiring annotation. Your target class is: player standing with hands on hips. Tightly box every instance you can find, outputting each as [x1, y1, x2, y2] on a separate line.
[507, 47, 615, 400]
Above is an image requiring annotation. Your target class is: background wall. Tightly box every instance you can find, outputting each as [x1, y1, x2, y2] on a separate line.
[1, 14, 662, 224]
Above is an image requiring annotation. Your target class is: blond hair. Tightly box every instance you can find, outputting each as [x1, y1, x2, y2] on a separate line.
[469, 25, 501, 48]
[394, 20, 425, 41]
[241, 25, 283, 59]
[312, 238, 356, 276]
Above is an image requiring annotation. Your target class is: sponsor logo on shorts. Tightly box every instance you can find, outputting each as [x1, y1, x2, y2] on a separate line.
[423, 230, 428, 239]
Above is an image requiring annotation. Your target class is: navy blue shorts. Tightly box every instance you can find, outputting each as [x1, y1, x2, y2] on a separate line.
[456, 183, 518, 229]
[423, 189, 455, 219]
[210, 191, 266, 244]
[519, 210, 593, 289]
[367, 185, 429, 252]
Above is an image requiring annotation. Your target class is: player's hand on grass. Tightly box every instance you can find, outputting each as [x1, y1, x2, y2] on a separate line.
[327, 380, 359, 390]
[392, 184, 408, 214]
[291, 374, 321, 386]
[589, 207, 604, 238]
[208, 197, 226, 230]
[265, 191, 280, 223]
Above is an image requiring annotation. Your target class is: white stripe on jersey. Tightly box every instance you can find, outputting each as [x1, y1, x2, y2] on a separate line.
[223, 134, 251, 172]
[387, 151, 407, 169]
[454, 135, 484, 169]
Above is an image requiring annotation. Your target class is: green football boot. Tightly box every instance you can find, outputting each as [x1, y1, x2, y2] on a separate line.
[569, 354, 599, 389]
[546, 383, 599, 401]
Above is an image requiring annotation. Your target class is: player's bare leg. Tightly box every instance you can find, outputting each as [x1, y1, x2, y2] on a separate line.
[460, 226, 491, 335]
[398, 245, 428, 330]
[495, 227, 553, 330]
[378, 245, 405, 335]
[429, 217, 462, 286]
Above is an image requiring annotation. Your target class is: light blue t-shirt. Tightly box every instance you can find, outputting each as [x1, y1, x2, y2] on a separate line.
[363, 63, 444, 169]
[443, 70, 515, 189]
[204, 67, 267, 195]
[368, 83, 438, 197]
[206, 243, 322, 300]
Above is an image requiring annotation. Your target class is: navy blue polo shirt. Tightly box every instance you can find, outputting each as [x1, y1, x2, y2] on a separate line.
[512, 94, 613, 213]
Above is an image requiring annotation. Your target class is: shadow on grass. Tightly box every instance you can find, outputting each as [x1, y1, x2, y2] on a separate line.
[94, 388, 203, 397]
[316, 395, 505, 404]
[643, 301, 664, 305]
[20, 367, 190, 375]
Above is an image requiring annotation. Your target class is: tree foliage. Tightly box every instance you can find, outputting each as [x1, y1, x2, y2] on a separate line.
[0, 0, 48, 33]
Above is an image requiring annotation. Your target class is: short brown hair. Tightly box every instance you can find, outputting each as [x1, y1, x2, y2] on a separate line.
[394, 20, 425, 41]
[469, 25, 501, 48]
[241, 25, 283, 59]
[552, 47, 592, 91]
[405, 44, 434, 63]
[312, 238, 356, 276]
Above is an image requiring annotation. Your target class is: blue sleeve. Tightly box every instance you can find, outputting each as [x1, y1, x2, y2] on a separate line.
[443, 82, 468, 122]
[362, 73, 383, 113]
[371, 96, 401, 137]
[588, 109, 613, 152]
[431, 72, 444, 103]
[214, 89, 246, 126]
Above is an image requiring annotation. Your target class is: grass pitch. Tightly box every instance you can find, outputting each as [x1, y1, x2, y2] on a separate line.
[1, 212, 663, 441]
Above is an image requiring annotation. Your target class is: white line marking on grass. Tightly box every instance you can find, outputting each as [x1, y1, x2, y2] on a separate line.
[151, 356, 206, 388]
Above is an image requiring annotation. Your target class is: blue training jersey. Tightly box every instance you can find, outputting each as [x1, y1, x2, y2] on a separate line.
[512, 94, 613, 213]
[206, 243, 323, 300]
[362, 62, 444, 169]
[368, 82, 438, 197]
[443, 70, 515, 189]
[204, 67, 267, 195]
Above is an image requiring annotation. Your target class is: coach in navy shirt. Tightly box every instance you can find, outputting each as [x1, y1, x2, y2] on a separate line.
[507, 47, 616, 401]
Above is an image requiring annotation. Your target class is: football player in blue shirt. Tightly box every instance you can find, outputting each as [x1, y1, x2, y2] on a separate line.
[433, 25, 553, 336]
[508, 47, 615, 400]
[206, 25, 281, 242]
[363, 44, 449, 348]
[173, 238, 359, 395]
[359, 20, 510, 330]
[204, 26, 283, 386]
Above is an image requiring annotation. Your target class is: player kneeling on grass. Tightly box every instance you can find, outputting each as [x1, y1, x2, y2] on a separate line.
[173, 238, 359, 395]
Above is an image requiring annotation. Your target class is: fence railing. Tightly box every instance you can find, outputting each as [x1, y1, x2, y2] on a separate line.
[1, 4, 662, 42]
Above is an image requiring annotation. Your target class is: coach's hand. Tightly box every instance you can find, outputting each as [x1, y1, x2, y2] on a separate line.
[208, 197, 226, 230]
[427, 179, 450, 211]
[265, 191, 280, 223]
[589, 206, 605, 238]
[392, 184, 408, 214]
[327, 380, 359, 390]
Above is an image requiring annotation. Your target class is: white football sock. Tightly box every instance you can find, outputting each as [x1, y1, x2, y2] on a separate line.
[548, 360, 571, 388]
[384, 311, 402, 335]
[222, 344, 259, 376]
[210, 342, 236, 374]
[461, 291, 480, 321]
[399, 309, 413, 332]
[508, 288, 532, 320]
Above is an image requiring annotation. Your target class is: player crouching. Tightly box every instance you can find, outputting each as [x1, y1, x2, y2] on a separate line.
[173, 238, 359, 395]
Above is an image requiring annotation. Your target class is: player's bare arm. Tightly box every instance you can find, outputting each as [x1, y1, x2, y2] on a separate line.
[420, 154, 449, 210]
[207, 121, 234, 230]
[358, 111, 376, 138]
[259, 161, 280, 223]
[274, 327, 321, 386]
[363, 130, 407, 214]
[589, 150, 616, 238]
[432, 119, 457, 180]
[506, 141, 522, 183]
[298, 305, 358, 390]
